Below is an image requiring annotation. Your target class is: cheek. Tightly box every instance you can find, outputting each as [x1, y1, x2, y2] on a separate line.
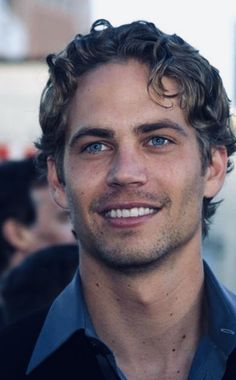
[65, 163, 107, 207]
[177, 173, 205, 216]
[159, 162, 204, 205]
[65, 183, 91, 227]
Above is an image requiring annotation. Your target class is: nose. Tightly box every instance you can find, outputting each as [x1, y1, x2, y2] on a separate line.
[107, 148, 148, 187]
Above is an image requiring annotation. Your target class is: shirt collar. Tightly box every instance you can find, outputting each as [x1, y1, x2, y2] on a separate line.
[27, 261, 236, 374]
[204, 261, 236, 355]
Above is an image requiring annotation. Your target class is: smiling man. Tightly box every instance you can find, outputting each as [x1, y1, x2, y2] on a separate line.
[1, 19, 236, 380]
[57, 63, 208, 278]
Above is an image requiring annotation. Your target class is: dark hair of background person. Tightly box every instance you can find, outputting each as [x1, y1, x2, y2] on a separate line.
[35, 19, 236, 238]
[0, 157, 46, 275]
[0, 243, 79, 325]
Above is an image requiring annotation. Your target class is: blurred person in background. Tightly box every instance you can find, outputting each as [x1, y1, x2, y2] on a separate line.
[0, 243, 79, 325]
[0, 157, 75, 276]
[0, 19, 236, 380]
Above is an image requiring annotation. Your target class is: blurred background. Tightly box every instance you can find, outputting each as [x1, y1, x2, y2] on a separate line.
[0, 0, 235, 289]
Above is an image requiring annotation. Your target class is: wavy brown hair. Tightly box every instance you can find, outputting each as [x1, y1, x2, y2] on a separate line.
[36, 19, 236, 237]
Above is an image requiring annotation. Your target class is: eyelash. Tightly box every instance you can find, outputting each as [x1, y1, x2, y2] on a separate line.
[146, 136, 171, 147]
[81, 142, 109, 154]
[80, 136, 174, 154]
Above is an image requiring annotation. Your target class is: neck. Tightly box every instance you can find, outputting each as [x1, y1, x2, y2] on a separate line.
[80, 243, 205, 379]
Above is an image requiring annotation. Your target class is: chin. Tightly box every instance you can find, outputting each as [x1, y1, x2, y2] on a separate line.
[88, 246, 172, 275]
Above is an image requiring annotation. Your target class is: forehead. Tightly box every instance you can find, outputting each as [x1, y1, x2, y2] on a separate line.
[68, 60, 188, 134]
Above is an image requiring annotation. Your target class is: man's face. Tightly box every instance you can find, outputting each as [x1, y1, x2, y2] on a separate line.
[49, 60, 225, 272]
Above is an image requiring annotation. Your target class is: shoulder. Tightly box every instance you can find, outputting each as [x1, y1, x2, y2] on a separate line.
[0, 308, 48, 380]
[0, 309, 105, 380]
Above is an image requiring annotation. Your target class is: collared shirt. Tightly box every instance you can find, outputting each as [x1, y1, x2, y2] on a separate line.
[27, 262, 236, 379]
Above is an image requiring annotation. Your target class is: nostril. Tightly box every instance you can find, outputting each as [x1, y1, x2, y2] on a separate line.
[106, 151, 148, 187]
[107, 167, 148, 187]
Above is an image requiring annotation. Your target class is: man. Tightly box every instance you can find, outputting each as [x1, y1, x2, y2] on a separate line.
[0, 157, 75, 275]
[0, 19, 236, 380]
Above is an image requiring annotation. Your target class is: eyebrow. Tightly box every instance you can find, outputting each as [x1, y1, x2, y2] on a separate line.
[68, 120, 188, 148]
[69, 127, 115, 148]
[134, 121, 188, 137]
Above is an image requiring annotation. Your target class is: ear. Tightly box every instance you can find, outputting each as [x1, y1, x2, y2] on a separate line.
[2, 219, 32, 253]
[47, 158, 69, 210]
[204, 147, 228, 198]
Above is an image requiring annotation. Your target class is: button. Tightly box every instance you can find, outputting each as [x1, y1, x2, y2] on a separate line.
[220, 328, 235, 335]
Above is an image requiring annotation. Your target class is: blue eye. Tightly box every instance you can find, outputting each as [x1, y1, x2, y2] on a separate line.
[149, 137, 169, 146]
[85, 142, 106, 153]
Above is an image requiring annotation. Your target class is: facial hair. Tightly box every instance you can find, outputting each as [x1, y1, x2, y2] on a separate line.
[68, 187, 202, 275]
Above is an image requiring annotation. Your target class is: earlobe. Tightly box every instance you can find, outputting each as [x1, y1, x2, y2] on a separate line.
[47, 158, 69, 210]
[204, 147, 228, 198]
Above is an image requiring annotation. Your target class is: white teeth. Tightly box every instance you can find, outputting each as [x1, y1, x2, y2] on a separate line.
[130, 208, 139, 217]
[110, 210, 116, 218]
[106, 207, 155, 218]
[122, 209, 129, 217]
[117, 209, 122, 218]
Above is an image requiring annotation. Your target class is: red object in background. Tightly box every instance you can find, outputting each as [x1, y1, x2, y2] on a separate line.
[0, 144, 37, 161]
[0, 144, 9, 160]
[24, 146, 37, 158]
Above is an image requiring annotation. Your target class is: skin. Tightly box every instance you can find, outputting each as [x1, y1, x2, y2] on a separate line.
[28, 185, 74, 251]
[7, 185, 75, 270]
[48, 60, 227, 379]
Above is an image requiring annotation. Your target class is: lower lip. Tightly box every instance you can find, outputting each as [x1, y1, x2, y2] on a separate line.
[102, 212, 157, 228]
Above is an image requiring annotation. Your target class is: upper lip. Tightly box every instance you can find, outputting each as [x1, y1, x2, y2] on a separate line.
[97, 202, 161, 214]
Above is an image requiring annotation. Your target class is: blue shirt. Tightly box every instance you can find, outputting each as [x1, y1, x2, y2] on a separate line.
[27, 262, 236, 379]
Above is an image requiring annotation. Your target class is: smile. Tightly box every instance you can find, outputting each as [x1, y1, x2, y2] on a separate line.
[105, 207, 156, 218]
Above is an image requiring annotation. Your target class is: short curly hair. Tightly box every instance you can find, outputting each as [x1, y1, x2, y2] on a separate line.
[36, 19, 236, 237]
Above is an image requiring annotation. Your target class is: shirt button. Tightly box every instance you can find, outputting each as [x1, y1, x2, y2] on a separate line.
[220, 328, 235, 335]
